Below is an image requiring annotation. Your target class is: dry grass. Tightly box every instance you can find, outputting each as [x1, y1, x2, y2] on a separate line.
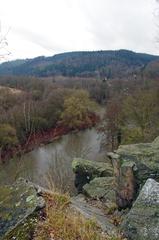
[34, 192, 123, 240]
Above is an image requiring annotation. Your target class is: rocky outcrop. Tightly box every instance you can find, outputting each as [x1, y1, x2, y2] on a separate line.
[116, 136, 159, 187]
[72, 158, 113, 193]
[116, 161, 137, 209]
[0, 178, 45, 240]
[72, 157, 137, 209]
[108, 152, 137, 209]
[107, 136, 159, 209]
[83, 177, 116, 206]
[71, 140, 159, 239]
[121, 178, 159, 240]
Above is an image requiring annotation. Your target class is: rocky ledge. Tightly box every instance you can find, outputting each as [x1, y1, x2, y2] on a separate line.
[0, 179, 45, 240]
[72, 136, 159, 240]
[1, 137, 159, 240]
[72, 158, 113, 193]
[121, 178, 159, 240]
[116, 136, 159, 186]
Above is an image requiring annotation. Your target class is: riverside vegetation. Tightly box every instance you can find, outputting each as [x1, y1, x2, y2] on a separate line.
[0, 86, 98, 161]
[0, 49, 159, 239]
[1, 135, 159, 239]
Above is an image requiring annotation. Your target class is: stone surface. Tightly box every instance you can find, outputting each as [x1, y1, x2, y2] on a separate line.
[0, 178, 45, 240]
[72, 158, 113, 193]
[121, 178, 159, 240]
[71, 194, 118, 236]
[116, 137, 159, 187]
[108, 152, 138, 209]
[116, 161, 137, 209]
[83, 177, 116, 204]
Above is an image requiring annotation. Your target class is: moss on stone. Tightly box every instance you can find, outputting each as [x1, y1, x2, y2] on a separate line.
[83, 177, 116, 203]
[0, 179, 45, 240]
[3, 213, 38, 240]
[116, 137, 159, 186]
[72, 158, 113, 178]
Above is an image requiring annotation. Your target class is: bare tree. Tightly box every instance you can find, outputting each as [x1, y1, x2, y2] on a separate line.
[0, 21, 11, 60]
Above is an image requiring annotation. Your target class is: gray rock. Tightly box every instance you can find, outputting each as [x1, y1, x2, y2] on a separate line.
[36, 196, 46, 210]
[71, 195, 118, 236]
[107, 152, 120, 161]
[116, 137, 159, 187]
[108, 151, 138, 209]
[121, 178, 159, 240]
[83, 177, 116, 204]
[116, 161, 137, 209]
[0, 178, 45, 240]
[72, 158, 113, 193]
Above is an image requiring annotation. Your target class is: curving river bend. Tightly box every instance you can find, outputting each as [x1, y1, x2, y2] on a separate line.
[0, 128, 106, 194]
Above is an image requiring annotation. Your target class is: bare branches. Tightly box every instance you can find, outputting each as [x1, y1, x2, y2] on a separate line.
[0, 22, 11, 60]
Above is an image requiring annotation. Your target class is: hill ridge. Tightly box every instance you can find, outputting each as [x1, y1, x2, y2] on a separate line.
[0, 49, 158, 78]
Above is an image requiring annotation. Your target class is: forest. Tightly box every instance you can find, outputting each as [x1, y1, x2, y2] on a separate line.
[0, 49, 158, 78]
[0, 53, 159, 161]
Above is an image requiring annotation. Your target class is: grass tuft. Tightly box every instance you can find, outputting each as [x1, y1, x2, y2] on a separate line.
[34, 192, 124, 240]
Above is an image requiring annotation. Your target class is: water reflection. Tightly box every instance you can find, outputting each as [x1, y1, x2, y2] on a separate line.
[0, 128, 105, 193]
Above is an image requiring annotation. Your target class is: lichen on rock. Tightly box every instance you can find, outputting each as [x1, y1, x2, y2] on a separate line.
[116, 137, 159, 186]
[0, 178, 45, 240]
[83, 177, 116, 204]
[72, 158, 113, 193]
[121, 178, 159, 240]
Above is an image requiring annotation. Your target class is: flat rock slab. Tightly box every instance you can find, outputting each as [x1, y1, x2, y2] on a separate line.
[72, 158, 113, 176]
[83, 177, 116, 204]
[116, 137, 159, 185]
[0, 179, 45, 239]
[121, 178, 159, 240]
[71, 195, 118, 237]
[72, 158, 113, 192]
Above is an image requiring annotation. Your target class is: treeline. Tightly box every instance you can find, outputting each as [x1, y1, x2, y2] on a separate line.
[102, 75, 159, 150]
[0, 75, 110, 104]
[0, 50, 157, 78]
[0, 76, 98, 160]
[1, 59, 159, 158]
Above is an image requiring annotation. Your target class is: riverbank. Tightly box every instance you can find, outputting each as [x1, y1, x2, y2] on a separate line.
[0, 112, 100, 163]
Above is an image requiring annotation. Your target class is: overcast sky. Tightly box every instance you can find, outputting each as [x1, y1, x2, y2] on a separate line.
[0, 0, 159, 60]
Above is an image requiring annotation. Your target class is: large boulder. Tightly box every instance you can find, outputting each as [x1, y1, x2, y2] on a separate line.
[72, 158, 113, 193]
[0, 178, 45, 240]
[83, 177, 116, 205]
[116, 161, 137, 209]
[116, 137, 159, 187]
[107, 152, 138, 209]
[121, 178, 159, 240]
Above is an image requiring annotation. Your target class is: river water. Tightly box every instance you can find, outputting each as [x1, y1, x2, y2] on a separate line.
[0, 128, 106, 193]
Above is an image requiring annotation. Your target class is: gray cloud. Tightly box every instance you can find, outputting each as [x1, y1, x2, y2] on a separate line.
[12, 27, 65, 54]
[0, 0, 158, 60]
[78, 0, 157, 53]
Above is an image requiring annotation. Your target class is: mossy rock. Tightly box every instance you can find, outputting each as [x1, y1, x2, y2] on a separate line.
[83, 177, 116, 203]
[72, 158, 113, 177]
[0, 178, 45, 240]
[72, 158, 113, 193]
[116, 136, 159, 186]
[121, 179, 159, 240]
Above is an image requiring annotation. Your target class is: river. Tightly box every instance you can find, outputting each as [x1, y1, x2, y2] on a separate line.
[0, 127, 106, 193]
